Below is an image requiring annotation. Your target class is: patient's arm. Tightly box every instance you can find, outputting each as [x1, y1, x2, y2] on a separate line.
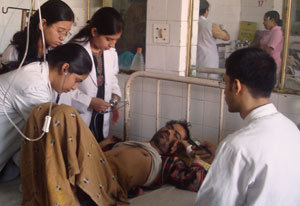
[99, 135, 123, 151]
[150, 156, 208, 192]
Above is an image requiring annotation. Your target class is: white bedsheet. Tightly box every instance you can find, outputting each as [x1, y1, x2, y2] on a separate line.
[129, 185, 197, 206]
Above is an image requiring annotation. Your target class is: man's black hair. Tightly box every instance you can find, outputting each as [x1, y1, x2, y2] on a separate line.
[199, 0, 209, 16]
[225, 47, 276, 98]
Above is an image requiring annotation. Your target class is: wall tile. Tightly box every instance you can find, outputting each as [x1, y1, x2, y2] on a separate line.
[143, 78, 157, 93]
[141, 115, 157, 140]
[160, 80, 183, 97]
[169, 21, 187, 46]
[203, 101, 220, 128]
[189, 99, 204, 125]
[129, 113, 143, 137]
[129, 91, 143, 114]
[142, 92, 157, 116]
[278, 94, 300, 115]
[204, 87, 221, 103]
[145, 45, 167, 70]
[203, 126, 219, 144]
[147, 0, 168, 21]
[165, 46, 181, 70]
[189, 122, 203, 140]
[167, 0, 184, 21]
[190, 84, 205, 101]
[160, 95, 184, 120]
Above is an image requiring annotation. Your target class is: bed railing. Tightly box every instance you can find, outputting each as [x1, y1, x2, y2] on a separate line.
[123, 71, 226, 144]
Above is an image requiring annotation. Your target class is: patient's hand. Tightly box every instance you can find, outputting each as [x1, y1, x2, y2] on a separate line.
[192, 141, 217, 164]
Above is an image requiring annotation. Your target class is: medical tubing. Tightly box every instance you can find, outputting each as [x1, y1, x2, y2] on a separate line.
[2, 0, 52, 142]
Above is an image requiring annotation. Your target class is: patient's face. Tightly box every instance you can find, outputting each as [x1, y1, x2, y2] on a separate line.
[151, 123, 187, 155]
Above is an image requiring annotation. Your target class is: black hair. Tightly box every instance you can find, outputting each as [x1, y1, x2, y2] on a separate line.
[71, 7, 124, 43]
[11, 0, 74, 64]
[265, 10, 282, 26]
[165, 120, 191, 140]
[225, 47, 276, 98]
[199, 0, 210, 16]
[47, 43, 92, 75]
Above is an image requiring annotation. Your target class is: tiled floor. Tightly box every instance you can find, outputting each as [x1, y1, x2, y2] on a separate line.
[0, 177, 21, 206]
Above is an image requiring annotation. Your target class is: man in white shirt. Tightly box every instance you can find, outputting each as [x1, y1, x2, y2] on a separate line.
[195, 48, 300, 206]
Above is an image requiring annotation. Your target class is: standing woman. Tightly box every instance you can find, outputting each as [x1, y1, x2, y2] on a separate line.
[60, 7, 123, 142]
[0, 43, 92, 182]
[255, 10, 283, 74]
[1, 0, 74, 67]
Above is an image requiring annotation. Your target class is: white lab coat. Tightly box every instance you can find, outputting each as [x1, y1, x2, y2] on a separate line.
[195, 104, 300, 206]
[196, 16, 219, 68]
[59, 41, 121, 137]
[0, 62, 52, 172]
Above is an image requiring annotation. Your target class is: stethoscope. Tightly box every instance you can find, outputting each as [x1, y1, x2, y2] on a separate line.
[55, 72, 68, 104]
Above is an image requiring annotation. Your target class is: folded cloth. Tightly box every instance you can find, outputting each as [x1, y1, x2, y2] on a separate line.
[21, 103, 128, 206]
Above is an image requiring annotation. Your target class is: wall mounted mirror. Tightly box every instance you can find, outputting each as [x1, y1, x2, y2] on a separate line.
[188, 0, 300, 95]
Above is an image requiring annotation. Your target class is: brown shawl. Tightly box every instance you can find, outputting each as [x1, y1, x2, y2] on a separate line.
[21, 103, 128, 206]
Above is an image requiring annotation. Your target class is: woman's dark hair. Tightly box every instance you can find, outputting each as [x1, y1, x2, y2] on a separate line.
[71, 7, 124, 43]
[199, 0, 210, 16]
[225, 48, 276, 98]
[265, 10, 282, 26]
[11, 0, 74, 64]
[47, 43, 92, 75]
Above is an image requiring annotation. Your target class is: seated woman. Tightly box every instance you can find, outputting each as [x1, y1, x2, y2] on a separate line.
[0, 43, 92, 182]
[21, 103, 208, 206]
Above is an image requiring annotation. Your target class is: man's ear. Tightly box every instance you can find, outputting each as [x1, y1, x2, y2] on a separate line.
[233, 79, 242, 95]
[60, 63, 70, 75]
[38, 18, 47, 31]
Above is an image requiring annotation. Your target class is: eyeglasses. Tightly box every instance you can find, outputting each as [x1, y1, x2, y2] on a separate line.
[56, 30, 72, 39]
[51, 25, 72, 38]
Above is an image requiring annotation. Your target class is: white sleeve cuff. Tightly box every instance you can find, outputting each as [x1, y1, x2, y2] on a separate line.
[186, 145, 193, 157]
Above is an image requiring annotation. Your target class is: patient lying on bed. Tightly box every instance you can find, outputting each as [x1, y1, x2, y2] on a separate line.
[20, 103, 207, 206]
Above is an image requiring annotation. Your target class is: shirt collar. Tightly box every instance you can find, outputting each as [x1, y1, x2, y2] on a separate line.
[200, 16, 207, 20]
[244, 103, 278, 125]
[271, 25, 280, 31]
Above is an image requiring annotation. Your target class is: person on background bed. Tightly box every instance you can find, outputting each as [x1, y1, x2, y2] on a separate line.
[0, 43, 92, 182]
[21, 103, 208, 206]
[194, 48, 300, 206]
[1, 0, 74, 70]
[59, 7, 123, 142]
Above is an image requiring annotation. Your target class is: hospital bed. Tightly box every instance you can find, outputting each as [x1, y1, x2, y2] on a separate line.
[123, 71, 225, 206]
[0, 71, 225, 206]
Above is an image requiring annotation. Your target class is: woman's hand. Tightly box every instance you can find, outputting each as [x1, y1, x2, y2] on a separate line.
[111, 104, 121, 125]
[90, 97, 110, 113]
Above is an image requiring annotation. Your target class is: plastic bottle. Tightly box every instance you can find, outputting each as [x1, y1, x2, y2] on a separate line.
[130, 47, 145, 71]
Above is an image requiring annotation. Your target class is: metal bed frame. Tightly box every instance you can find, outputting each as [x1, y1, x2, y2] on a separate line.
[123, 71, 226, 143]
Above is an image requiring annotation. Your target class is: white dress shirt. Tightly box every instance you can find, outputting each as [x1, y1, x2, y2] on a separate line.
[195, 104, 300, 206]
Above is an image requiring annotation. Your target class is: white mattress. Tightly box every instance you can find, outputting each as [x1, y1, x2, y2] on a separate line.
[129, 185, 197, 206]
